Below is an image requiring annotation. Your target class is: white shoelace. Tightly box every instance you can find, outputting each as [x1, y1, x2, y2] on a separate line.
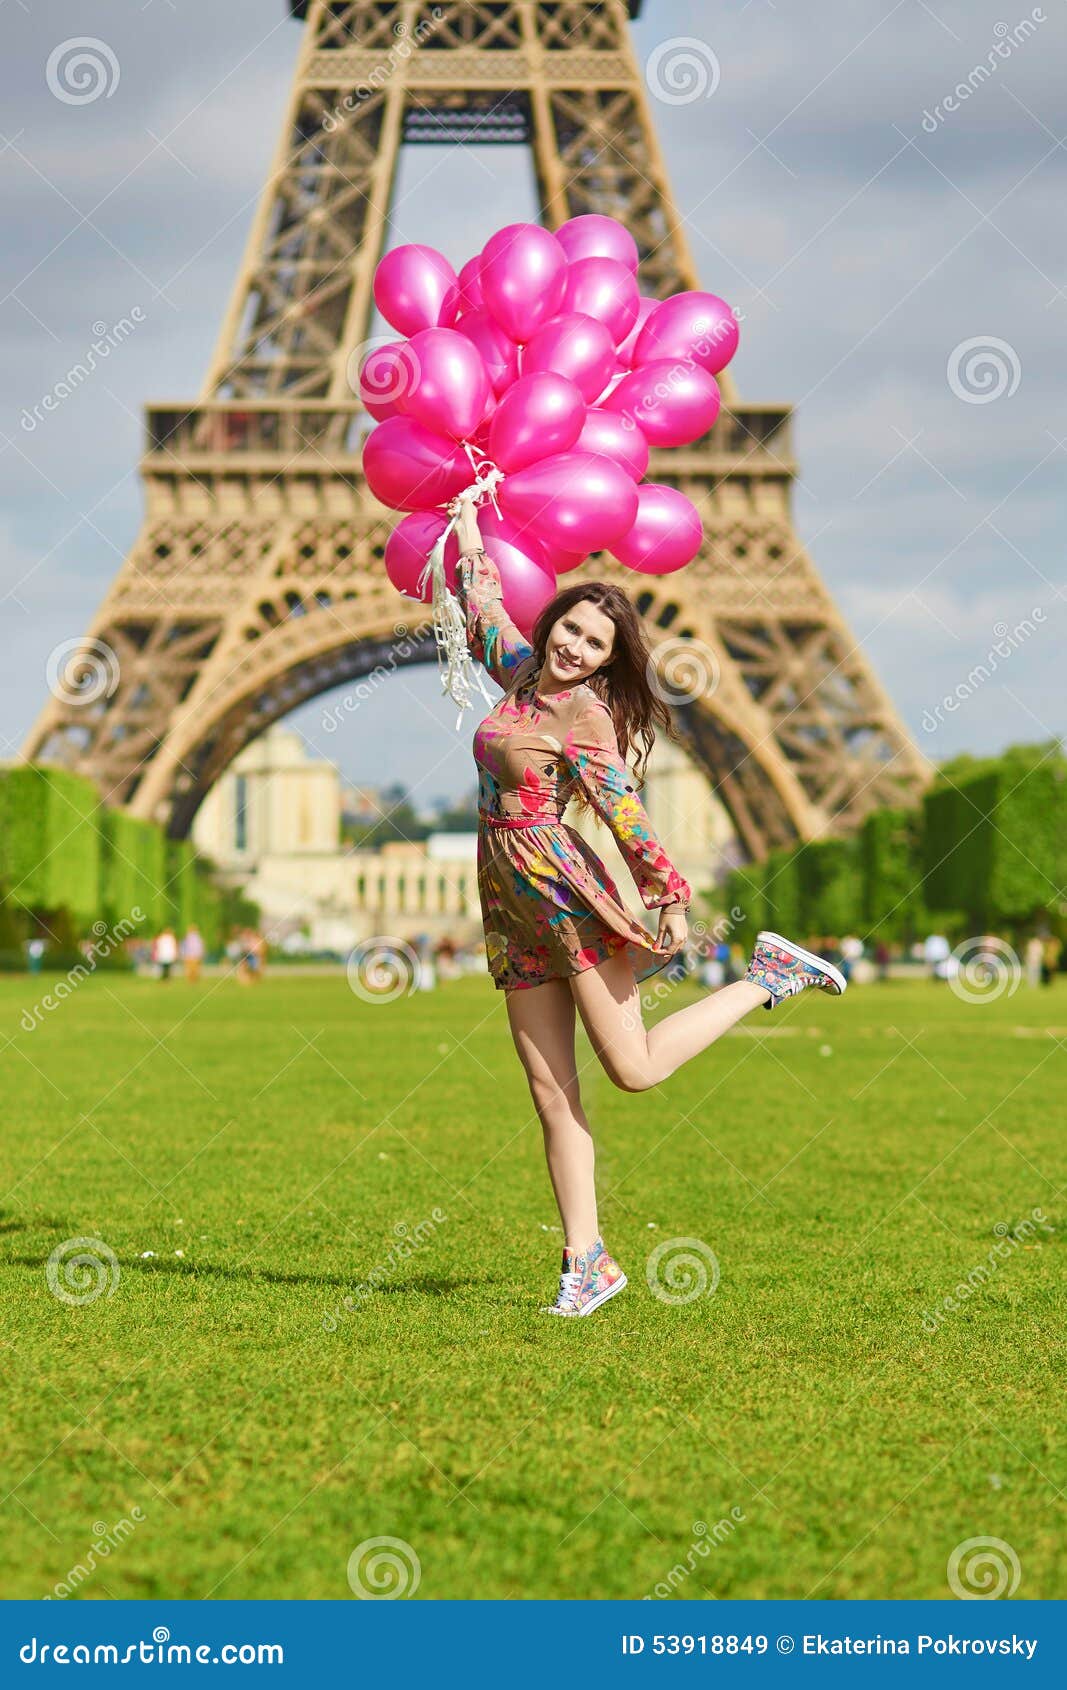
[552, 1269, 582, 1311]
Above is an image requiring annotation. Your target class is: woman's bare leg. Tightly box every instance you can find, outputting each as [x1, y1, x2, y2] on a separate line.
[570, 951, 770, 1092]
[505, 977, 600, 1254]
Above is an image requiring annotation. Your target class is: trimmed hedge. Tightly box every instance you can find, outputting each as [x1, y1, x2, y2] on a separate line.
[861, 806, 926, 942]
[0, 766, 100, 921]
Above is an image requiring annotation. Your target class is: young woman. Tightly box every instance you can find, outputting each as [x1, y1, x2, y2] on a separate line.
[447, 491, 846, 1318]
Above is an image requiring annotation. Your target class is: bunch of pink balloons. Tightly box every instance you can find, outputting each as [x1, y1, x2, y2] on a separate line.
[362, 215, 739, 632]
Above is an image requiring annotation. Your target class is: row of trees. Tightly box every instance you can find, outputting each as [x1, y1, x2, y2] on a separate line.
[723, 741, 1067, 947]
[0, 765, 255, 969]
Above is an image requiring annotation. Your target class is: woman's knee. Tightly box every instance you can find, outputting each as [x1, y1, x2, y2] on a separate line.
[599, 1052, 654, 1093]
[526, 1067, 581, 1117]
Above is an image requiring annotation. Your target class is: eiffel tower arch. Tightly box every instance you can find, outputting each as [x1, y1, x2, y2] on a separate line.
[23, 0, 931, 857]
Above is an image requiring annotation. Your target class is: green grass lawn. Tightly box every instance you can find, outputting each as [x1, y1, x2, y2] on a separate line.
[1, 968, 1062, 1601]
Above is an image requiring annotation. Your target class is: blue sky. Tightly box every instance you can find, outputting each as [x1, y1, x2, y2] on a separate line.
[1, 0, 1063, 810]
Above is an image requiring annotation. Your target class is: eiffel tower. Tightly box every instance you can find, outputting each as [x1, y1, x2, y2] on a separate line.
[23, 0, 931, 857]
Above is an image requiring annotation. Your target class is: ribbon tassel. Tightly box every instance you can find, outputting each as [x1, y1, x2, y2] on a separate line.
[415, 460, 505, 732]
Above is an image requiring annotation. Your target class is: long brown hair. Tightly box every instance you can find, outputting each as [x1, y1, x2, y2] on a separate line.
[519, 581, 684, 813]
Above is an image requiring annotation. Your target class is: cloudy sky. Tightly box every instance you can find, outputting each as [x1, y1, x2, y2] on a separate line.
[1, 0, 1063, 814]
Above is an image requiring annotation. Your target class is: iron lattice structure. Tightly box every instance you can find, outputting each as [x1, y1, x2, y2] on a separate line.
[24, 0, 931, 853]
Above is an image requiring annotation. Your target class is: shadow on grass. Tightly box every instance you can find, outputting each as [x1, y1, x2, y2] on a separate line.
[3, 1252, 476, 1294]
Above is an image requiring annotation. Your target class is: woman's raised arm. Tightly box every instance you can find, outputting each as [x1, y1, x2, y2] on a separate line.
[448, 494, 535, 691]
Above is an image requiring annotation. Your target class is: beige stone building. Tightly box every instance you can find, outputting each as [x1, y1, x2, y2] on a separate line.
[192, 720, 734, 952]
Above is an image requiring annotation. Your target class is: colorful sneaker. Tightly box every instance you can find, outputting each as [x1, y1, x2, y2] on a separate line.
[744, 930, 848, 1011]
[540, 1236, 627, 1317]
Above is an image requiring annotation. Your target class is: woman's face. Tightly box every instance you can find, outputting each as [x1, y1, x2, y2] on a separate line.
[544, 598, 616, 686]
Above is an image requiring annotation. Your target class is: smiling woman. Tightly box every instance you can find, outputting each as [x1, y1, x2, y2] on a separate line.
[447, 491, 847, 1318]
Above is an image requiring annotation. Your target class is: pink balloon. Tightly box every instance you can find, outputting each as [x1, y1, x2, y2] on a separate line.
[593, 362, 629, 404]
[451, 513, 558, 638]
[453, 308, 519, 396]
[634, 292, 740, 375]
[457, 255, 484, 315]
[520, 312, 617, 404]
[617, 295, 660, 367]
[488, 372, 585, 473]
[500, 451, 638, 553]
[469, 387, 498, 448]
[385, 511, 457, 601]
[603, 361, 721, 447]
[362, 416, 470, 512]
[556, 214, 639, 274]
[373, 244, 459, 338]
[398, 327, 490, 441]
[576, 407, 650, 481]
[561, 257, 639, 345]
[356, 340, 419, 422]
[610, 484, 703, 575]
[480, 223, 567, 344]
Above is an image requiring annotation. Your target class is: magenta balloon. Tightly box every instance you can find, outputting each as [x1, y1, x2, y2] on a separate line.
[357, 340, 419, 422]
[593, 362, 629, 404]
[488, 372, 585, 473]
[499, 451, 638, 553]
[362, 416, 471, 512]
[453, 307, 519, 396]
[561, 257, 639, 345]
[479, 223, 567, 344]
[610, 484, 703, 575]
[556, 214, 639, 273]
[398, 327, 490, 441]
[373, 244, 459, 338]
[576, 407, 650, 481]
[603, 361, 721, 448]
[617, 295, 660, 367]
[457, 255, 484, 315]
[634, 291, 740, 375]
[520, 312, 617, 404]
[385, 511, 457, 601]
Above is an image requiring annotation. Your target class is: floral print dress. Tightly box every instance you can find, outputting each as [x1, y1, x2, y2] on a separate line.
[455, 548, 693, 992]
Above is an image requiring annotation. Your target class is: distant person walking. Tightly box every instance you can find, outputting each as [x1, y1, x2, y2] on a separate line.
[153, 927, 178, 981]
[181, 925, 205, 984]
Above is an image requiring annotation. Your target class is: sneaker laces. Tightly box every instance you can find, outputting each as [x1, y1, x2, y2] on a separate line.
[552, 1269, 582, 1310]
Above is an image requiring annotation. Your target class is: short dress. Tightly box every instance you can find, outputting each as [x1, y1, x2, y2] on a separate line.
[454, 548, 694, 992]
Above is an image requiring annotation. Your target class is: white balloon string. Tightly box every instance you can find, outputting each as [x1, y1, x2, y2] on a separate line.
[416, 451, 507, 727]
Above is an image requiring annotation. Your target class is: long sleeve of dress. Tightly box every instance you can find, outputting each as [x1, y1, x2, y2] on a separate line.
[454, 548, 534, 691]
[563, 695, 693, 911]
